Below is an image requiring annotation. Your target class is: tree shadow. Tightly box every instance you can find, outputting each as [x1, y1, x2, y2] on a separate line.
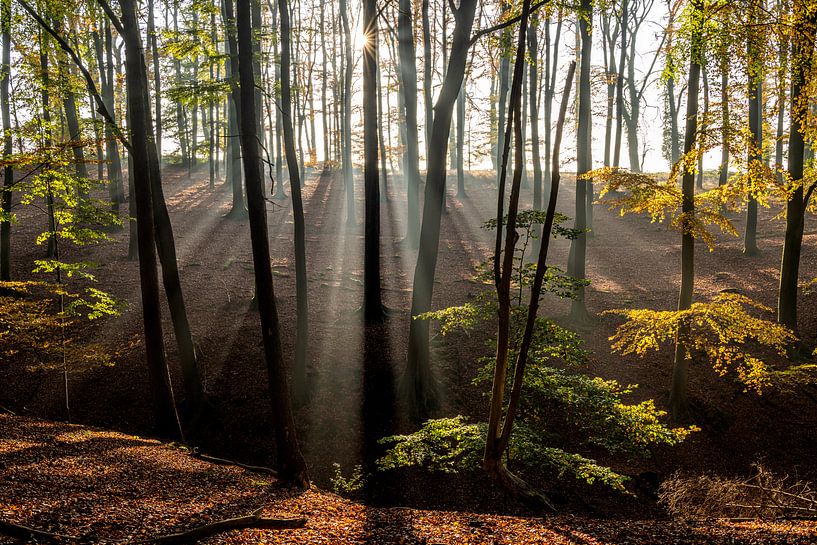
[360, 322, 420, 544]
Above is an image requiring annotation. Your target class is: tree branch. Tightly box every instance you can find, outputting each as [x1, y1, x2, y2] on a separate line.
[468, 0, 549, 46]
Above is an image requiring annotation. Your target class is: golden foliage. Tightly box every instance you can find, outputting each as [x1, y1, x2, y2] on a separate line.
[589, 167, 783, 250]
[606, 293, 796, 392]
[0, 281, 113, 372]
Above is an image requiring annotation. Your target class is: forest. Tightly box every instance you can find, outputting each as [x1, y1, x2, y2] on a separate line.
[0, 0, 816, 541]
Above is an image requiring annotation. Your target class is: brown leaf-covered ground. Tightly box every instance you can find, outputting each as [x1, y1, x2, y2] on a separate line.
[2, 414, 816, 544]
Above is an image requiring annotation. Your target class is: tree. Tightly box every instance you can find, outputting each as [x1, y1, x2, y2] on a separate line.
[362, 0, 384, 323]
[0, 0, 11, 281]
[743, 0, 762, 256]
[277, 0, 309, 399]
[483, 0, 576, 504]
[235, 0, 308, 486]
[405, 0, 478, 418]
[777, 0, 817, 332]
[118, 0, 184, 441]
[568, 0, 593, 324]
[340, 0, 355, 226]
[668, 0, 704, 420]
[397, 0, 420, 248]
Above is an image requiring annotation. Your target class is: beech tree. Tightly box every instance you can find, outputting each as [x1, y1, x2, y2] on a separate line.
[235, 0, 308, 486]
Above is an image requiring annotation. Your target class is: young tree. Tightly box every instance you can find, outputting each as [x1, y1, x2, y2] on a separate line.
[668, 0, 704, 420]
[277, 0, 309, 399]
[235, 0, 308, 486]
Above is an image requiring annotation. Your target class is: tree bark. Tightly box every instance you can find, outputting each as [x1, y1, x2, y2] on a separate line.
[278, 0, 309, 399]
[404, 0, 478, 419]
[777, 0, 817, 332]
[235, 0, 309, 486]
[669, 0, 703, 421]
[119, 0, 183, 441]
[398, 0, 421, 246]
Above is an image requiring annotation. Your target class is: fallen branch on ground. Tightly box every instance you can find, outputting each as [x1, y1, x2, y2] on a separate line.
[0, 519, 78, 543]
[191, 450, 280, 477]
[140, 508, 306, 544]
[0, 510, 306, 544]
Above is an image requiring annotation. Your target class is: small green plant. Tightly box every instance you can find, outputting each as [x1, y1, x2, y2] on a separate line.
[330, 463, 367, 496]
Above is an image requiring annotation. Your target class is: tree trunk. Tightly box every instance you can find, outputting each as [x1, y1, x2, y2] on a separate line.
[278, 0, 309, 400]
[363, 0, 384, 323]
[718, 51, 729, 187]
[568, 0, 592, 323]
[397, 0, 421, 246]
[222, 0, 247, 217]
[0, 0, 11, 281]
[613, 0, 627, 167]
[148, 0, 162, 166]
[777, 0, 816, 332]
[340, 0, 355, 225]
[235, 0, 309, 486]
[404, 0, 477, 419]
[421, 0, 432, 160]
[744, 4, 761, 256]
[120, 0, 183, 441]
[669, 0, 703, 421]
[529, 15, 542, 209]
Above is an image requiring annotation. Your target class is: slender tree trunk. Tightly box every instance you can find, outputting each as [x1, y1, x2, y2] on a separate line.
[543, 14, 562, 209]
[173, 2, 189, 167]
[718, 52, 729, 187]
[58, 42, 89, 181]
[529, 15, 542, 209]
[340, 0, 355, 225]
[235, 0, 309, 486]
[775, 33, 788, 185]
[777, 0, 816, 332]
[397, 0, 421, 246]
[404, 0, 477, 419]
[278, 0, 309, 400]
[744, 3, 761, 256]
[668, 0, 703, 421]
[456, 85, 466, 197]
[568, 0, 592, 323]
[696, 66, 708, 189]
[0, 0, 11, 281]
[613, 0, 627, 167]
[148, 0, 162, 166]
[362, 0, 384, 322]
[421, 0, 432, 160]
[222, 0, 247, 217]
[120, 0, 183, 441]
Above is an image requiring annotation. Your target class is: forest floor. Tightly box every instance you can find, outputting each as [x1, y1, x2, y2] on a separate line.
[2, 164, 817, 527]
[2, 413, 817, 544]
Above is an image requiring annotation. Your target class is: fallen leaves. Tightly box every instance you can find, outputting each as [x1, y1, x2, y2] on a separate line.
[1, 414, 815, 544]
